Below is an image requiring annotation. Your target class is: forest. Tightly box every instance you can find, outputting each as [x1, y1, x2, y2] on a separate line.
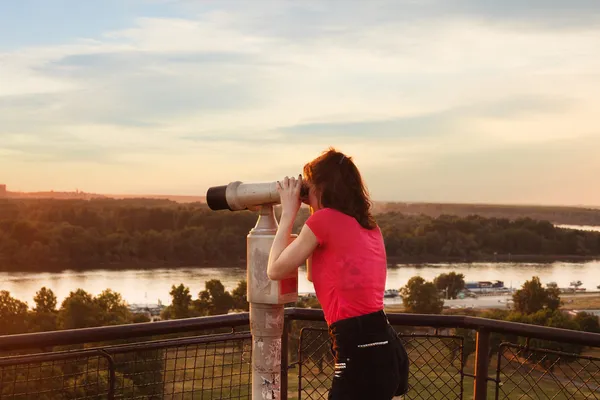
[375, 201, 600, 226]
[1, 198, 599, 271]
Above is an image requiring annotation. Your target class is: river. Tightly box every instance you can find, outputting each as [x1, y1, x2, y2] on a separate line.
[1, 261, 599, 306]
[2, 224, 599, 306]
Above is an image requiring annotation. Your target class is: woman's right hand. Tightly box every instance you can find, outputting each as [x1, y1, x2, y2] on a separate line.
[277, 175, 303, 221]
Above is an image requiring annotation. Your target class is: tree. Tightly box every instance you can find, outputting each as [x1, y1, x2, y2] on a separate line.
[512, 276, 561, 314]
[194, 290, 211, 317]
[195, 279, 234, 316]
[58, 289, 103, 329]
[0, 290, 29, 335]
[573, 311, 600, 333]
[526, 309, 583, 366]
[95, 289, 131, 325]
[33, 287, 57, 313]
[434, 272, 465, 299]
[30, 287, 59, 333]
[132, 313, 151, 323]
[163, 284, 192, 319]
[400, 276, 444, 314]
[232, 280, 249, 311]
[3, 198, 600, 270]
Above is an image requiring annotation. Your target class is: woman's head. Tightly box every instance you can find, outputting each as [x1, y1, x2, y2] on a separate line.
[302, 147, 377, 230]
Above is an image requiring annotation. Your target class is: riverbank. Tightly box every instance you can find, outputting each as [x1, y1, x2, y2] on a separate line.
[0, 259, 247, 273]
[384, 293, 600, 314]
[3, 261, 599, 305]
[387, 254, 600, 265]
[2, 253, 600, 273]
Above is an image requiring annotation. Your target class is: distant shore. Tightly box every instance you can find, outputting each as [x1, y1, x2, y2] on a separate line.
[384, 293, 600, 314]
[387, 254, 600, 265]
[1, 253, 599, 274]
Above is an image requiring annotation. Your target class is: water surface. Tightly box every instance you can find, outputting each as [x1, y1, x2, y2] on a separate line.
[2, 261, 598, 306]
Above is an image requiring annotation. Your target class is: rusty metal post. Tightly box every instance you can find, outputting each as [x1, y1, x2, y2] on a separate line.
[250, 303, 284, 399]
[473, 329, 491, 400]
[281, 317, 290, 400]
[247, 205, 298, 400]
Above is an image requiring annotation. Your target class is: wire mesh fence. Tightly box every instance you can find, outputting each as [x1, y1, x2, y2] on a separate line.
[297, 328, 334, 400]
[402, 334, 464, 400]
[1, 312, 600, 400]
[496, 343, 600, 400]
[297, 327, 464, 400]
[0, 350, 114, 399]
[0, 333, 252, 400]
[106, 333, 252, 399]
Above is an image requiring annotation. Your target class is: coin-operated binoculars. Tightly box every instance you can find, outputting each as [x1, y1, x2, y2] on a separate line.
[207, 181, 305, 400]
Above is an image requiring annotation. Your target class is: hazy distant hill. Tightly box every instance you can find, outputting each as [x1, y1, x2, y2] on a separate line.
[4, 188, 599, 225]
[372, 201, 600, 226]
[105, 194, 206, 203]
[5, 191, 106, 200]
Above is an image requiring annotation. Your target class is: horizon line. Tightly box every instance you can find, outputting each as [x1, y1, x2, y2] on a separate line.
[2, 187, 600, 209]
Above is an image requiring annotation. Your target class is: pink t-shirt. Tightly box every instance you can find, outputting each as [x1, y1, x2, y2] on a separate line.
[305, 208, 387, 325]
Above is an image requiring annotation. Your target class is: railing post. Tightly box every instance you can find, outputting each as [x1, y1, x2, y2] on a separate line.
[250, 304, 284, 400]
[99, 350, 116, 400]
[246, 205, 297, 400]
[280, 316, 290, 400]
[473, 329, 491, 400]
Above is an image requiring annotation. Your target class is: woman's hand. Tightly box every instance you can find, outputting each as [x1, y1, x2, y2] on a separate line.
[277, 175, 302, 222]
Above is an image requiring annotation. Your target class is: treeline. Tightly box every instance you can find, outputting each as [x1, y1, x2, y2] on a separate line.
[376, 202, 600, 226]
[1, 199, 600, 271]
[1, 274, 598, 387]
[378, 212, 600, 259]
[0, 280, 248, 398]
[0, 280, 249, 337]
[401, 274, 600, 365]
[0, 278, 317, 397]
[0, 198, 267, 270]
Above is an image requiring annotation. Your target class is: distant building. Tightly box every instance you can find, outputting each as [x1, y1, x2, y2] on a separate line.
[0, 184, 6, 197]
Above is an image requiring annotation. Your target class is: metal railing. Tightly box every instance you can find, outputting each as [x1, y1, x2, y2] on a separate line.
[1, 309, 599, 399]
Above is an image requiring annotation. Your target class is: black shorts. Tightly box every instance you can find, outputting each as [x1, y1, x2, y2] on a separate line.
[327, 310, 409, 400]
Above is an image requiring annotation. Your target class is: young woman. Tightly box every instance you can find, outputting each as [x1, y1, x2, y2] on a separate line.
[267, 148, 409, 400]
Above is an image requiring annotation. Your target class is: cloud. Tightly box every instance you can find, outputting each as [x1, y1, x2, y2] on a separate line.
[0, 1, 599, 204]
[434, 0, 600, 30]
[50, 51, 259, 69]
[276, 95, 574, 139]
[166, 0, 600, 43]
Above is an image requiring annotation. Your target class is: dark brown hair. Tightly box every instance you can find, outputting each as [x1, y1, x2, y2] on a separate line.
[303, 147, 377, 230]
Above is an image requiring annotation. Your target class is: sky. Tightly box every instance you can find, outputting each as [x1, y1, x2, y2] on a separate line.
[1, 0, 600, 206]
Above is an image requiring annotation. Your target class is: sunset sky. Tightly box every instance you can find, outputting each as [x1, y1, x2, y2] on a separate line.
[1, 1, 599, 205]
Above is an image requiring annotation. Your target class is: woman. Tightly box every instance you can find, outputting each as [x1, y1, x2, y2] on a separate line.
[267, 148, 409, 400]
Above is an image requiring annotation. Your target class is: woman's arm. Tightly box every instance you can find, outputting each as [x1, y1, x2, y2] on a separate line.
[306, 256, 313, 282]
[267, 175, 319, 281]
[267, 221, 318, 281]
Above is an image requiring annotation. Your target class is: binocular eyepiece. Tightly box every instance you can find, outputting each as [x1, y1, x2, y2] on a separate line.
[207, 181, 309, 211]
